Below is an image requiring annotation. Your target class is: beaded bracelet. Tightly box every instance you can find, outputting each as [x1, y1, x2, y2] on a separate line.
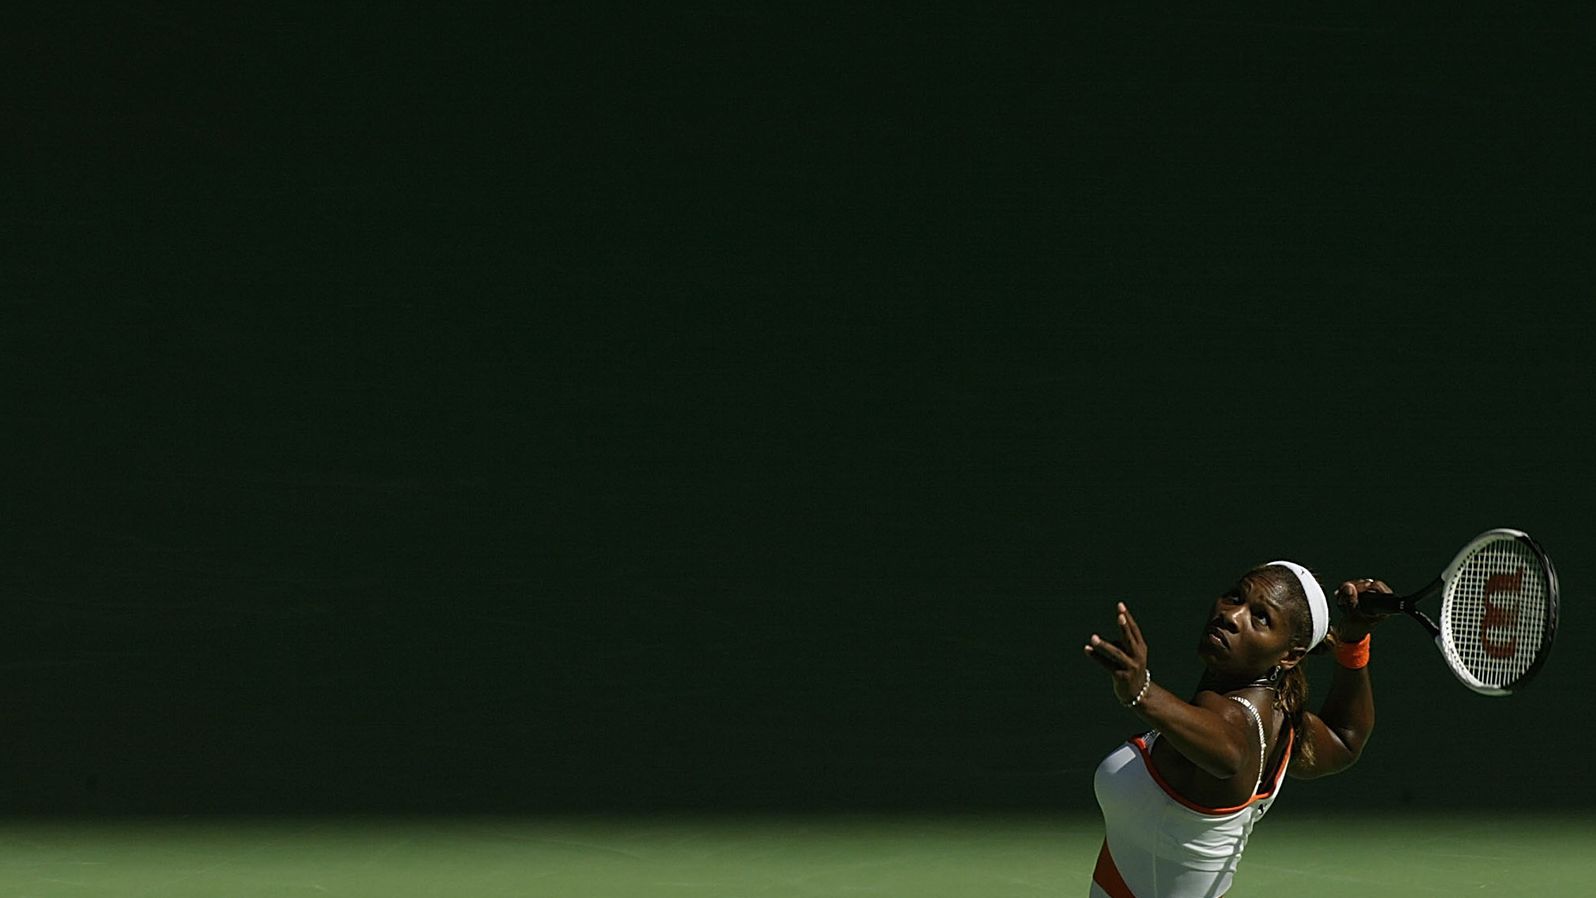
[1124, 669, 1152, 708]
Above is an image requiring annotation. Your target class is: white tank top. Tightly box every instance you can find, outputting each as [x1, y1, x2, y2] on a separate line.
[1089, 696, 1293, 898]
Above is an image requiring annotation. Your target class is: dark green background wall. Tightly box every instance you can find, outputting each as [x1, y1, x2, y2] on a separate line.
[7, 5, 1590, 814]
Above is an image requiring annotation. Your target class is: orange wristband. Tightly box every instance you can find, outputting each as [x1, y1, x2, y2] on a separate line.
[1334, 634, 1371, 669]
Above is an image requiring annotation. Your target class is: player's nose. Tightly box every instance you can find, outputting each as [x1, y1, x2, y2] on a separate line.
[1212, 605, 1242, 632]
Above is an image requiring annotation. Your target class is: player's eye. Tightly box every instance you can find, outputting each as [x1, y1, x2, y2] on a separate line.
[1252, 608, 1270, 625]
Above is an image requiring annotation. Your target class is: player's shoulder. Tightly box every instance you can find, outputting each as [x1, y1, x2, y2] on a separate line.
[1191, 689, 1258, 725]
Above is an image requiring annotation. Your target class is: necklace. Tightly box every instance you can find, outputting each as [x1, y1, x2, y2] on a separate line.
[1239, 675, 1284, 709]
[1201, 671, 1281, 695]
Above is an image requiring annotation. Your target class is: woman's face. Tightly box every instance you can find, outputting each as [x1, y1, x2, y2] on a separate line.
[1197, 575, 1300, 678]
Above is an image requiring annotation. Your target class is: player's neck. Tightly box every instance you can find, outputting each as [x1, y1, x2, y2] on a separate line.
[1200, 669, 1279, 695]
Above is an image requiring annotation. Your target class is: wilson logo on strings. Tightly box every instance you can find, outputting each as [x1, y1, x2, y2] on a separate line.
[1480, 568, 1524, 659]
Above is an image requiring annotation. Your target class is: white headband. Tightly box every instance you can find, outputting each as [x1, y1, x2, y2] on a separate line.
[1266, 560, 1329, 648]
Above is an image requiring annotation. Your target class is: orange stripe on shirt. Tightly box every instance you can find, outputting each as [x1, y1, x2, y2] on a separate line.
[1131, 728, 1295, 816]
[1092, 841, 1137, 898]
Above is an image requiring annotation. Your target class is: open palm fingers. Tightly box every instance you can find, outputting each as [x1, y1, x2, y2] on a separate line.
[1085, 633, 1134, 671]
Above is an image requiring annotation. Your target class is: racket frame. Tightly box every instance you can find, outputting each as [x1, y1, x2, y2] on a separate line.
[1361, 528, 1559, 697]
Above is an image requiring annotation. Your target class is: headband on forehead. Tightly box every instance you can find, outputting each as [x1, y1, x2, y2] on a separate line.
[1266, 560, 1330, 648]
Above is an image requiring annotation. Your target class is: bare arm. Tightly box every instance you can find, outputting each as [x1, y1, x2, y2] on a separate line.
[1290, 578, 1388, 780]
[1084, 604, 1255, 779]
[1130, 683, 1258, 778]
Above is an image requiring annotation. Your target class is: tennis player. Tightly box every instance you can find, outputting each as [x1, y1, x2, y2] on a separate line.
[1083, 562, 1387, 898]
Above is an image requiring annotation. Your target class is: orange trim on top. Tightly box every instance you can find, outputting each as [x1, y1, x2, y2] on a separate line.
[1092, 841, 1138, 898]
[1131, 728, 1294, 816]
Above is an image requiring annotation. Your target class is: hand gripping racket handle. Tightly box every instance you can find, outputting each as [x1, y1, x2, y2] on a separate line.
[1359, 587, 1442, 638]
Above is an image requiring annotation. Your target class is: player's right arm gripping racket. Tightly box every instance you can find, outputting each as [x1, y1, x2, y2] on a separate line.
[1359, 528, 1558, 696]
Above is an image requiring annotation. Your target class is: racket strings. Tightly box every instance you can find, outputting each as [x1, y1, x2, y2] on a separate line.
[1442, 540, 1550, 689]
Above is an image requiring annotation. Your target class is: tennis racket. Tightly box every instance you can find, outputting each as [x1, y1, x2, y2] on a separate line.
[1359, 528, 1558, 696]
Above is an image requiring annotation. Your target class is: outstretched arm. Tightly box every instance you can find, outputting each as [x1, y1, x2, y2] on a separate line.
[1084, 603, 1257, 779]
[1290, 578, 1389, 780]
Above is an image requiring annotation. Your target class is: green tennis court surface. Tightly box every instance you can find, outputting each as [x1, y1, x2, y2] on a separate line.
[1, 811, 1590, 896]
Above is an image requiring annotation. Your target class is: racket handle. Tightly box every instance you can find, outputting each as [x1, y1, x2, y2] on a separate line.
[1357, 590, 1405, 614]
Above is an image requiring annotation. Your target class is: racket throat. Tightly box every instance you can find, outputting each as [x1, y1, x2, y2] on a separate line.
[1406, 607, 1441, 638]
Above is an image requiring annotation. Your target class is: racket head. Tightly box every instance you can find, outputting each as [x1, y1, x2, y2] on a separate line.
[1435, 528, 1559, 696]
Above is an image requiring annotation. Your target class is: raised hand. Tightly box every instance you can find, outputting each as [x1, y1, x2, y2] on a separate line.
[1335, 578, 1393, 642]
[1085, 602, 1151, 706]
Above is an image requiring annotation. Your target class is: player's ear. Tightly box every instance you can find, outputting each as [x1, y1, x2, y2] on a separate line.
[1277, 646, 1308, 671]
